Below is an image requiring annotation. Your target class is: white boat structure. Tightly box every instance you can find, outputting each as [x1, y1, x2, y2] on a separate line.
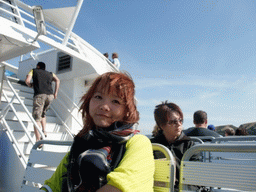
[0, 0, 117, 191]
[0, 1, 256, 192]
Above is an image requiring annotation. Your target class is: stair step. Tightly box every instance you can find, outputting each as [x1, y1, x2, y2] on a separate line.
[3, 111, 59, 124]
[13, 131, 73, 142]
[0, 101, 55, 116]
[0, 101, 33, 111]
[18, 141, 72, 155]
[1, 78, 76, 165]
[3, 120, 64, 132]
[2, 88, 33, 100]
[3, 80, 33, 93]
[1, 96, 33, 105]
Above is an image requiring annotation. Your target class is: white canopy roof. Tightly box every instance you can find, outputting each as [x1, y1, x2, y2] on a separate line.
[43, 7, 76, 32]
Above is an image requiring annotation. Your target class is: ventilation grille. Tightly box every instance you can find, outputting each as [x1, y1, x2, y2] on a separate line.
[57, 52, 72, 73]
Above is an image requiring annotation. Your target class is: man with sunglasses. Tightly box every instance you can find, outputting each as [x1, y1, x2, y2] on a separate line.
[150, 101, 198, 191]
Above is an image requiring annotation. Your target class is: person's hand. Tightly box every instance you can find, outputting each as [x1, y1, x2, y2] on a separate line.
[54, 93, 58, 99]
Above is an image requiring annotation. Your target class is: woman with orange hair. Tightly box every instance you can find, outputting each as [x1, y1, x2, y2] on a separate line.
[42, 72, 154, 192]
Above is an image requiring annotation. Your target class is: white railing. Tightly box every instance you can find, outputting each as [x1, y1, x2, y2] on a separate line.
[1, 118, 27, 167]
[55, 89, 83, 128]
[0, 0, 118, 72]
[0, 73, 46, 138]
[212, 135, 256, 143]
[1, 0, 84, 58]
[0, 0, 74, 46]
[0, 73, 43, 164]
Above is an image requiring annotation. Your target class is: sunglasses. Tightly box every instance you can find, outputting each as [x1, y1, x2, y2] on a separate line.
[167, 118, 183, 125]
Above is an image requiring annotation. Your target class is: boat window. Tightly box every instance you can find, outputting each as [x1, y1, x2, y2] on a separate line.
[57, 52, 73, 73]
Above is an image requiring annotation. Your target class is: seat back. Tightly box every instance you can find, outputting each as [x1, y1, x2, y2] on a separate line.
[179, 143, 256, 192]
[212, 135, 256, 143]
[152, 143, 176, 192]
[20, 140, 72, 192]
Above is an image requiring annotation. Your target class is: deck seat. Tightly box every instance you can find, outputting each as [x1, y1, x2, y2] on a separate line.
[20, 140, 72, 192]
[179, 143, 256, 192]
[21, 141, 176, 191]
[152, 143, 176, 192]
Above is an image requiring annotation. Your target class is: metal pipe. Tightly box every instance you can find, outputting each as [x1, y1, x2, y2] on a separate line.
[1, 91, 35, 145]
[3, 74, 45, 140]
[62, 0, 84, 45]
[182, 143, 256, 161]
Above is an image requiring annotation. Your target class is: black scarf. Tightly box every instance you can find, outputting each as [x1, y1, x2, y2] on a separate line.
[66, 122, 139, 192]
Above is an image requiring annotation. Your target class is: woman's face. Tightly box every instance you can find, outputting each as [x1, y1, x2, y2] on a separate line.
[89, 88, 126, 128]
[161, 112, 183, 139]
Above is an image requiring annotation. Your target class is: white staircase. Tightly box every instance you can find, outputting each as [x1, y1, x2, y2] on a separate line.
[0, 77, 74, 162]
[0, 76, 77, 191]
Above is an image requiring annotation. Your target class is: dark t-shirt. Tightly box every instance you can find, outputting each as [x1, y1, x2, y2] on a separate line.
[32, 68, 54, 96]
[184, 127, 221, 137]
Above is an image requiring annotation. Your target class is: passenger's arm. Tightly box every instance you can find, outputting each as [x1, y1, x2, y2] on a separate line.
[52, 74, 60, 99]
[106, 134, 155, 192]
[25, 74, 33, 87]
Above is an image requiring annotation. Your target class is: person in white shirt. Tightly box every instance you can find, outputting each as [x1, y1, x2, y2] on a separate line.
[112, 52, 120, 69]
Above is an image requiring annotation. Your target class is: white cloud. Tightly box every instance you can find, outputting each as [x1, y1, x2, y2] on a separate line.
[135, 78, 232, 90]
[135, 76, 256, 130]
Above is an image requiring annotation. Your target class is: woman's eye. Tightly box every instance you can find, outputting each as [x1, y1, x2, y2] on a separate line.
[94, 95, 102, 99]
[112, 100, 121, 104]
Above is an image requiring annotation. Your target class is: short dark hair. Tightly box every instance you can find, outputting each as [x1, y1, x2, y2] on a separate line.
[193, 110, 207, 124]
[112, 52, 118, 58]
[103, 53, 109, 57]
[37, 62, 46, 70]
[154, 101, 183, 128]
[235, 127, 248, 136]
[225, 127, 235, 136]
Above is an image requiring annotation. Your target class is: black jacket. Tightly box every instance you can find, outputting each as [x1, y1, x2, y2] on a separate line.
[151, 131, 198, 190]
[184, 127, 221, 137]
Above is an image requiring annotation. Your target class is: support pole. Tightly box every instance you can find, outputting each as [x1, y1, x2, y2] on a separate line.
[62, 0, 84, 45]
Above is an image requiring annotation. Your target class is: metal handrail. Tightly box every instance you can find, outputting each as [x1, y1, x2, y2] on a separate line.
[58, 88, 80, 110]
[2, 76, 79, 139]
[152, 143, 176, 162]
[48, 106, 75, 138]
[1, 0, 116, 72]
[54, 98, 83, 128]
[1, 73, 45, 140]
[212, 135, 256, 143]
[0, 61, 18, 74]
[1, 59, 82, 133]
[190, 136, 217, 141]
[182, 143, 256, 161]
[71, 32, 119, 71]
[0, 72, 81, 165]
[152, 143, 176, 192]
[32, 139, 73, 150]
[0, 0, 75, 54]
[1, 90, 35, 145]
[189, 137, 204, 144]
[1, 72, 82, 137]
[1, 118, 27, 167]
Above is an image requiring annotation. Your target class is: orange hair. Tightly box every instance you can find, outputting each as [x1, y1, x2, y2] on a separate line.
[77, 72, 139, 137]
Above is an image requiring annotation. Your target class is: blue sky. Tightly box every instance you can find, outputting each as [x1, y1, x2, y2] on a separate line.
[14, 0, 256, 135]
